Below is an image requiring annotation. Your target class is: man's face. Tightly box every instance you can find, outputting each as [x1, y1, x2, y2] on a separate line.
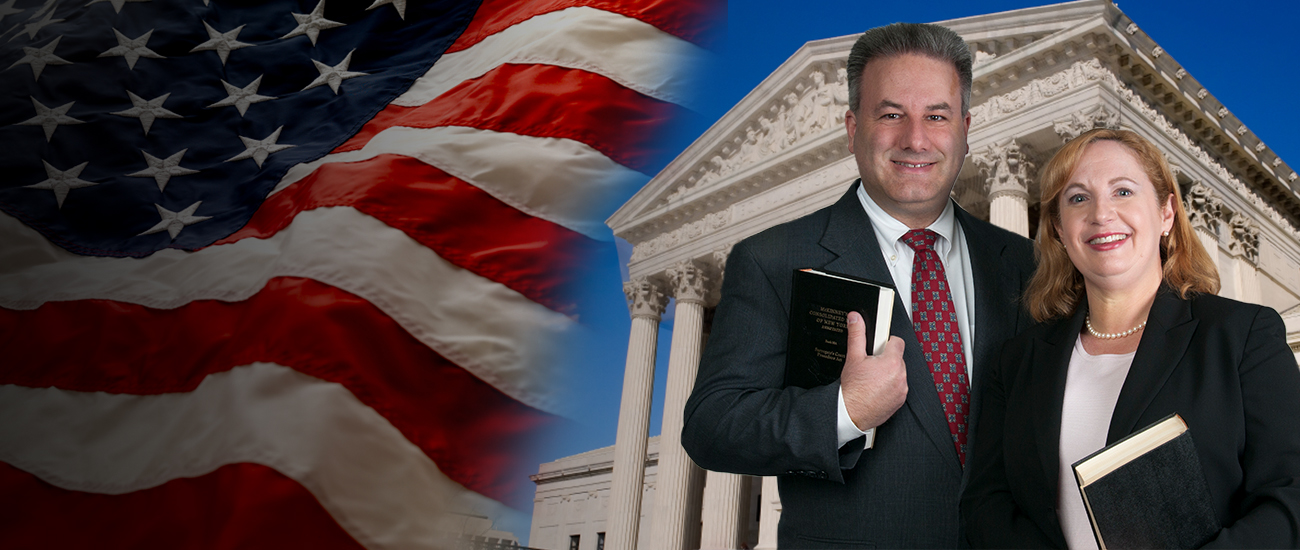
[844, 54, 970, 229]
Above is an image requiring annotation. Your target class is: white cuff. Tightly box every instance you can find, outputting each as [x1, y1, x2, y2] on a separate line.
[836, 385, 876, 449]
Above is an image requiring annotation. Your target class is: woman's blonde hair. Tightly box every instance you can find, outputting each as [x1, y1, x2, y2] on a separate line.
[1025, 128, 1220, 322]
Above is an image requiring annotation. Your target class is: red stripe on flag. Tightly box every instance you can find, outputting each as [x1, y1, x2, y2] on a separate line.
[213, 155, 597, 315]
[0, 461, 364, 549]
[334, 64, 684, 174]
[451, 0, 723, 52]
[0, 277, 561, 507]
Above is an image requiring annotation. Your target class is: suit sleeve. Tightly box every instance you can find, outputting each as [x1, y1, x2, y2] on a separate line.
[961, 339, 1057, 548]
[1202, 306, 1300, 548]
[681, 239, 863, 483]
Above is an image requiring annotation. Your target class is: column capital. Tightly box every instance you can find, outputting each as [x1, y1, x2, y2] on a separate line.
[1183, 180, 1223, 236]
[1052, 104, 1120, 142]
[667, 259, 709, 305]
[971, 138, 1034, 201]
[624, 277, 668, 319]
[1225, 210, 1261, 265]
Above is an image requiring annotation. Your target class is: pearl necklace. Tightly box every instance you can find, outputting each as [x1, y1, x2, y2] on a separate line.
[1085, 315, 1146, 339]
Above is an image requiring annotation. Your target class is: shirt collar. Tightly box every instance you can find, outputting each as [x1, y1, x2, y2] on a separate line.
[855, 180, 957, 255]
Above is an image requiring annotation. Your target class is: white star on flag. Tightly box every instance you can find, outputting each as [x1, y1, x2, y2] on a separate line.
[8, 36, 70, 80]
[18, 97, 84, 141]
[302, 50, 367, 94]
[136, 201, 211, 240]
[110, 90, 181, 135]
[225, 126, 295, 168]
[0, 0, 23, 21]
[86, 0, 151, 14]
[280, 0, 344, 46]
[365, 0, 406, 20]
[207, 75, 275, 116]
[98, 28, 164, 70]
[16, 7, 63, 40]
[25, 160, 96, 208]
[189, 21, 252, 65]
[127, 149, 199, 191]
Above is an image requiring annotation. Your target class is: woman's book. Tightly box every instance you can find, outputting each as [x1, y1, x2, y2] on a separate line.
[1072, 413, 1220, 549]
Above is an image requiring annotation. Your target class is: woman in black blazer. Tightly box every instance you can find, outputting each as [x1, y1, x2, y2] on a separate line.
[962, 128, 1300, 548]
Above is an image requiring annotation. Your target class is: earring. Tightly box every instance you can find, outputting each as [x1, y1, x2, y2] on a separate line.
[1163, 231, 1169, 237]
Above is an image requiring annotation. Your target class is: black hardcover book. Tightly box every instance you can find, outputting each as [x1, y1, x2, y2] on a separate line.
[784, 268, 895, 390]
[1072, 413, 1220, 550]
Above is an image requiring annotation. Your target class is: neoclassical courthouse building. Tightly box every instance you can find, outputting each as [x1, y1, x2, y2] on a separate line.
[530, 2, 1300, 550]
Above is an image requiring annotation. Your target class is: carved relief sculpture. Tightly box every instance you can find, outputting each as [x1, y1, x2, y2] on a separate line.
[1226, 211, 1261, 265]
[972, 139, 1035, 200]
[662, 66, 852, 206]
[1183, 181, 1222, 235]
[624, 277, 669, 318]
[667, 260, 709, 304]
[1053, 104, 1121, 142]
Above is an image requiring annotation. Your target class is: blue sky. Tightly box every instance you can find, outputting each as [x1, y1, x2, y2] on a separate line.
[517, 0, 1300, 539]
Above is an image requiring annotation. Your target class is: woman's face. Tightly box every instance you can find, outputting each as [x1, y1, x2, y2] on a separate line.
[1054, 140, 1175, 295]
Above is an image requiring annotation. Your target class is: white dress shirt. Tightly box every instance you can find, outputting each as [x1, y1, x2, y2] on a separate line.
[836, 183, 978, 448]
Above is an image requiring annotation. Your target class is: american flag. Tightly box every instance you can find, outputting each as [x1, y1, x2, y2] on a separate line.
[0, 0, 718, 546]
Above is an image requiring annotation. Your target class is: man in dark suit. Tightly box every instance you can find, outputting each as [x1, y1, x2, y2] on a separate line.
[681, 23, 1036, 548]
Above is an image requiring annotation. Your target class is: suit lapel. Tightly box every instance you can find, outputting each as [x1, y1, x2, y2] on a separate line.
[1031, 307, 1084, 502]
[956, 208, 1020, 447]
[957, 208, 1021, 372]
[1106, 290, 1198, 441]
[819, 183, 960, 467]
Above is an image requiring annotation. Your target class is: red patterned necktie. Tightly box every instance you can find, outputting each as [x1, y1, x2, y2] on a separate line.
[901, 229, 970, 465]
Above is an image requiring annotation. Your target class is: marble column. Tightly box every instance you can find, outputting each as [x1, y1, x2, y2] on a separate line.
[650, 260, 710, 550]
[972, 139, 1033, 237]
[608, 277, 669, 550]
[1225, 212, 1263, 304]
[699, 472, 750, 550]
[754, 477, 781, 550]
[1183, 181, 1222, 273]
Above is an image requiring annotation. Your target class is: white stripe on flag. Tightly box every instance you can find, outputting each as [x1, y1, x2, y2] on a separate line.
[0, 362, 519, 550]
[393, 6, 708, 110]
[0, 207, 572, 414]
[270, 126, 648, 239]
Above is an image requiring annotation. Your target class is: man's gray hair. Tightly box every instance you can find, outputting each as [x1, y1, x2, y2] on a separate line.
[846, 22, 973, 114]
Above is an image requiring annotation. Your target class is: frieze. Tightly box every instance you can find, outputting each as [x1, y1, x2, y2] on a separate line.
[970, 59, 1113, 127]
[661, 64, 850, 205]
[970, 58, 1300, 241]
[730, 159, 858, 224]
[630, 207, 734, 262]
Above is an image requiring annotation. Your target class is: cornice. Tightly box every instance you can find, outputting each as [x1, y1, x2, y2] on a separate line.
[965, 7, 1300, 223]
[614, 130, 848, 245]
[529, 454, 659, 485]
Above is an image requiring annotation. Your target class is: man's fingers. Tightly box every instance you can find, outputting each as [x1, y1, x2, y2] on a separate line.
[846, 311, 867, 362]
[881, 335, 905, 358]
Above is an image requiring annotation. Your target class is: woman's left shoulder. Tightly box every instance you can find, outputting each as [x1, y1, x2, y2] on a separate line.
[1183, 292, 1285, 331]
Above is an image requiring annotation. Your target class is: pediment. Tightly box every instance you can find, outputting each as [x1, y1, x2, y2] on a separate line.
[607, 34, 857, 243]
